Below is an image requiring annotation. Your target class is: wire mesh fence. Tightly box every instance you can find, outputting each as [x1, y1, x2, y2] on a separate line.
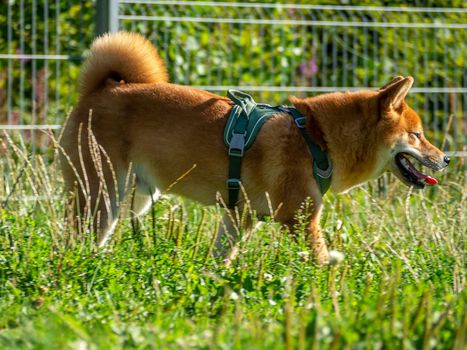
[0, 1, 93, 151]
[0, 1, 466, 200]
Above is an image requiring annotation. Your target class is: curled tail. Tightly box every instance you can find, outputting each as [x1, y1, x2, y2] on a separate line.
[79, 31, 168, 97]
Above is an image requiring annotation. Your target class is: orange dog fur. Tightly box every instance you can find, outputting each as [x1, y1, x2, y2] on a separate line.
[60, 32, 449, 263]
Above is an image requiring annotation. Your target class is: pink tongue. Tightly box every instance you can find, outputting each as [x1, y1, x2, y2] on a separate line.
[424, 176, 438, 185]
[401, 155, 438, 186]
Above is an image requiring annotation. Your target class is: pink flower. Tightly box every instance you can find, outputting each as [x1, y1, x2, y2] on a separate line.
[299, 59, 318, 78]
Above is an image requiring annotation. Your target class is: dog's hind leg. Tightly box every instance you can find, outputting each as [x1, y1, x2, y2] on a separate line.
[62, 145, 127, 247]
[129, 164, 161, 217]
[68, 173, 120, 247]
[131, 187, 161, 217]
[214, 211, 253, 266]
[214, 212, 239, 262]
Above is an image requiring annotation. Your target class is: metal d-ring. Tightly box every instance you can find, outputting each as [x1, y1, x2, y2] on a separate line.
[315, 158, 333, 179]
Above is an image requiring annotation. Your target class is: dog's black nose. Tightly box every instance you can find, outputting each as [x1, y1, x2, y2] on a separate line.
[444, 155, 450, 165]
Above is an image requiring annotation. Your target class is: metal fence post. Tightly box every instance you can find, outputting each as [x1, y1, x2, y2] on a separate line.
[96, 0, 119, 36]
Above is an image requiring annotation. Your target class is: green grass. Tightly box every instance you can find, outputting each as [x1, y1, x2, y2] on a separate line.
[0, 143, 465, 349]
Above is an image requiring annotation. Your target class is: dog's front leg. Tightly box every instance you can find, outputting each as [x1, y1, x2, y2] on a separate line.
[306, 202, 329, 264]
[281, 199, 329, 265]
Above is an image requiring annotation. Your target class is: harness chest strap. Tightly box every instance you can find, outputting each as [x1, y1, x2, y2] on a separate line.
[280, 106, 333, 191]
[224, 90, 332, 209]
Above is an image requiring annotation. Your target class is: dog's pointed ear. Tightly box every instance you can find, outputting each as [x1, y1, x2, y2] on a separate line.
[379, 76, 404, 91]
[379, 76, 414, 111]
[289, 96, 310, 115]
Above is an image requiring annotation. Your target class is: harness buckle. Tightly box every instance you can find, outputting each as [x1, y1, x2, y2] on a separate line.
[314, 158, 333, 179]
[278, 106, 306, 129]
[226, 178, 241, 189]
[229, 132, 246, 157]
[294, 117, 306, 129]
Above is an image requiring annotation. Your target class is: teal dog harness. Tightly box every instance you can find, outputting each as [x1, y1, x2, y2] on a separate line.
[224, 90, 332, 209]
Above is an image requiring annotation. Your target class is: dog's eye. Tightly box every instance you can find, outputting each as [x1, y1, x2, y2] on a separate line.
[410, 132, 421, 140]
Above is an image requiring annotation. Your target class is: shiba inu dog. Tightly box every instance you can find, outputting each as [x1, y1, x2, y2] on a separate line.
[60, 32, 449, 263]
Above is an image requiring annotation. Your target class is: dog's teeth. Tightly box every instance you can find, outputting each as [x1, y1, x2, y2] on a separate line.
[401, 158, 411, 168]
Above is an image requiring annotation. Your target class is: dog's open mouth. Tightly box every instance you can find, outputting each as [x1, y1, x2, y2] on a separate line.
[395, 153, 438, 189]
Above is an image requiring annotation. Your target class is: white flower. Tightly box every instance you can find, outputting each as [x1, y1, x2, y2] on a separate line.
[229, 291, 239, 301]
[298, 251, 310, 262]
[328, 250, 345, 265]
[263, 273, 273, 281]
[336, 219, 343, 231]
